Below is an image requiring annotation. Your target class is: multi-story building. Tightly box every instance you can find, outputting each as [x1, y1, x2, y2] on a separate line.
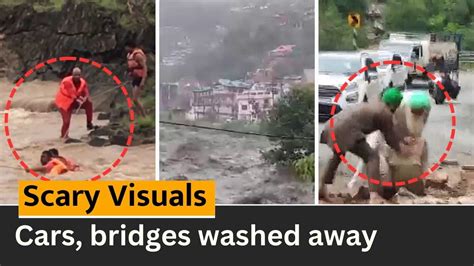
[236, 90, 274, 121]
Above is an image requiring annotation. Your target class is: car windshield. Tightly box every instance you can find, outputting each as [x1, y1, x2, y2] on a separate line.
[379, 43, 412, 57]
[319, 55, 360, 75]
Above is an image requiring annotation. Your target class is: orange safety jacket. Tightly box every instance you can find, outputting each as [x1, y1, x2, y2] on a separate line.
[55, 76, 89, 111]
[127, 48, 146, 78]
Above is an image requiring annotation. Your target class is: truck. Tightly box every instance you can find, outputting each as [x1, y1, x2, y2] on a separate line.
[379, 32, 462, 104]
[379, 32, 461, 80]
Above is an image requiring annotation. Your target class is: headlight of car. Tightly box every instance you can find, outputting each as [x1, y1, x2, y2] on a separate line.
[346, 82, 357, 91]
[346, 91, 359, 103]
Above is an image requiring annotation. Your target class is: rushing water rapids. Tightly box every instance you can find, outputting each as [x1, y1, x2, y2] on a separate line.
[159, 124, 315, 204]
[0, 79, 155, 204]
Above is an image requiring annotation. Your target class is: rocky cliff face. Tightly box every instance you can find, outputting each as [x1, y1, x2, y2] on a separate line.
[0, 1, 155, 85]
[0, 1, 156, 146]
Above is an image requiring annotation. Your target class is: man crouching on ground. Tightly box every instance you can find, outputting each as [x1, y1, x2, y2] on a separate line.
[319, 88, 414, 202]
[348, 91, 432, 202]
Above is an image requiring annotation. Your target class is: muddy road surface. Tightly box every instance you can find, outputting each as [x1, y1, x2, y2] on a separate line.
[319, 71, 474, 204]
[160, 124, 314, 204]
[0, 79, 155, 204]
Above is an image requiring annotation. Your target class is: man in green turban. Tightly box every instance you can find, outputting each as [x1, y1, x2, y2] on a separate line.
[348, 90, 432, 201]
[396, 91, 431, 138]
[320, 88, 413, 201]
[382, 87, 405, 112]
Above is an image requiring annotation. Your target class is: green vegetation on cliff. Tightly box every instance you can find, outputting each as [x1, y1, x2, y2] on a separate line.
[319, 0, 369, 51]
[263, 83, 315, 181]
[0, 0, 154, 30]
[385, 0, 474, 50]
[320, 0, 474, 51]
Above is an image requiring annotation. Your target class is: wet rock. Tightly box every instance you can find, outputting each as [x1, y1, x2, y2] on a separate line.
[89, 126, 114, 137]
[461, 165, 474, 171]
[461, 170, 474, 180]
[352, 186, 370, 200]
[395, 187, 418, 199]
[441, 159, 459, 166]
[88, 136, 109, 147]
[142, 137, 155, 144]
[97, 112, 110, 120]
[0, 2, 155, 85]
[109, 133, 128, 146]
[426, 172, 448, 189]
[446, 168, 463, 190]
[109, 108, 129, 123]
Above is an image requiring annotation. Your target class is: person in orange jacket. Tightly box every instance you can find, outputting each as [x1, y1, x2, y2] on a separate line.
[55, 67, 95, 141]
[125, 41, 148, 116]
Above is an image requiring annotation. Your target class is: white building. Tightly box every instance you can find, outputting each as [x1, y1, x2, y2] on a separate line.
[236, 90, 274, 121]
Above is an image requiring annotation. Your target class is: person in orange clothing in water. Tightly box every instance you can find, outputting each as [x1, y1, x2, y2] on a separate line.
[55, 67, 96, 142]
[125, 41, 148, 116]
[29, 149, 79, 176]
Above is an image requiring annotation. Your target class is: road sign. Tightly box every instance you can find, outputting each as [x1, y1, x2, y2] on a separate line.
[348, 13, 361, 28]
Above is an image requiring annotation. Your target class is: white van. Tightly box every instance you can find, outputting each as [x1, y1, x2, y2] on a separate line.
[380, 32, 459, 80]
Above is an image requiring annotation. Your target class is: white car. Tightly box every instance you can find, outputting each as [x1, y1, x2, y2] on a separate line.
[319, 52, 383, 121]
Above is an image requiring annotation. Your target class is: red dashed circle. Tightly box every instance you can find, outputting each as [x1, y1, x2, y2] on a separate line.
[329, 60, 456, 187]
[3, 56, 135, 181]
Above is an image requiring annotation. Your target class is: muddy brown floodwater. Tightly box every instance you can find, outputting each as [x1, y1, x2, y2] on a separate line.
[319, 71, 474, 204]
[0, 79, 155, 204]
[160, 124, 315, 204]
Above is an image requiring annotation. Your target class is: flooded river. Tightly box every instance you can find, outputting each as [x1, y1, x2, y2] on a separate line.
[0, 79, 155, 204]
[160, 124, 314, 204]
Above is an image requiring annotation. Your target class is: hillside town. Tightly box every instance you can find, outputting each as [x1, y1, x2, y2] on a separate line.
[161, 44, 314, 122]
[160, 0, 314, 204]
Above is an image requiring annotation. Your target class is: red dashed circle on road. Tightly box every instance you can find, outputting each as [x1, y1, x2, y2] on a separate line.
[329, 60, 456, 187]
[3, 56, 135, 181]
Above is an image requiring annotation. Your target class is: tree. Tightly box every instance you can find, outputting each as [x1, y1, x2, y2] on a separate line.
[319, 0, 368, 51]
[385, 0, 430, 32]
[263, 84, 314, 165]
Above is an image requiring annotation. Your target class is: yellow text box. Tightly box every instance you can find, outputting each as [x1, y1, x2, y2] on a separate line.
[19, 181, 215, 217]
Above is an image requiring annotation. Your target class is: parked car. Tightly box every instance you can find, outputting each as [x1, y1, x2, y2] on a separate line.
[318, 52, 383, 122]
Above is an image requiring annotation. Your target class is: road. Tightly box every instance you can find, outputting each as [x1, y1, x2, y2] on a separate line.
[319, 71, 474, 204]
